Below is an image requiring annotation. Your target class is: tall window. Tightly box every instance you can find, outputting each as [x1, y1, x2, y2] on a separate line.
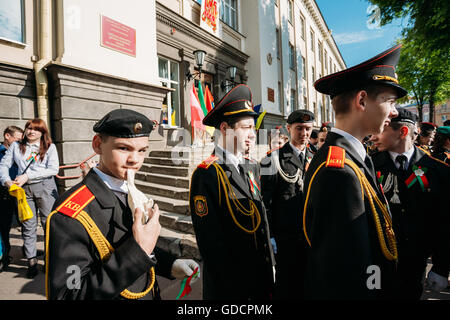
[158, 57, 180, 127]
[324, 50, 328, 72]
[288, 0, 294, 24]
[0, 0, 24, 43]
[304, 96, 308, 109]
[276, 28, 281, 59]
[299, 14, 306, 39]
[289, 43, 296, 70]
[310, 30, 315, 52]
[318, 41, 323, 63]
[302, 56, 306, 80]
[221, 0, 237, 30]
[278, 81, 283, 112]
[311, 66, 315, 82]
[290, 89, 297, 110]
[313, 102, 317, 117]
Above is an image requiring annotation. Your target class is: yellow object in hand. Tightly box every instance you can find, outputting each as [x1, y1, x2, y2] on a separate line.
[9, 184, 34, 223]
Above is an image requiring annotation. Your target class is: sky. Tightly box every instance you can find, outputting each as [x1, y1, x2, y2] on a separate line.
[315, 0, 409, 68]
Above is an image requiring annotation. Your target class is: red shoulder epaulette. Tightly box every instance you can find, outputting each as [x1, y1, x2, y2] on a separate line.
[266, 146, 281, 155]
[326, 146, 346, 168]
[197, 155, 219, 169]
[55, 185, 95, 219]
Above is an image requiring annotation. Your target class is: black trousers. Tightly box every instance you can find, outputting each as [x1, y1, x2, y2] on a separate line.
[0, 193, 17, 261]
[274, 238, 307, 300]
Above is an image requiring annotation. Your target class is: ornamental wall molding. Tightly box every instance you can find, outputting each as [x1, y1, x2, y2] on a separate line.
[156, 2, 249, 66]
[300, 0, 346, 69]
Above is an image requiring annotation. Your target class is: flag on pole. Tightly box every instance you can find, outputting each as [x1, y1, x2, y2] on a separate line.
[171, 110, 176, 126]
[255, 110, 267, 130]
[197, 81, 208, 116]
[205, 85, 214, 112]
[190, 86, 205, 134]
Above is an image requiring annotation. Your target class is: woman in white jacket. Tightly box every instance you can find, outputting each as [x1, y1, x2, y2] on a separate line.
[0, 119, 59, 278]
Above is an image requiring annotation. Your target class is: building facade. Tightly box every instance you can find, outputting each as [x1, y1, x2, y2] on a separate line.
[0, 0, 344, 190]
[243, 0, 346, 129]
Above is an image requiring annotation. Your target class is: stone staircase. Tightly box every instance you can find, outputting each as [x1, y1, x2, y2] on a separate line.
[135, 144, 269, 259]
[134, 146, 214, 259]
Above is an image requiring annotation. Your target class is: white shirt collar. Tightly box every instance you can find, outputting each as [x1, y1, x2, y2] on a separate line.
[331, 127, 367, 161]
[93, 167, 128, 194]
[289, 142, 306, 158]
[216, 144, 243, 173]
[388, 147, 415, 169]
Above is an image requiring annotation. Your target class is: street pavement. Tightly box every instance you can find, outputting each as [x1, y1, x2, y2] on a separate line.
[1, 226, 448, 300]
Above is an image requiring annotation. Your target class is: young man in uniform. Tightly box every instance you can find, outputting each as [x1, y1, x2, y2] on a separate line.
[416, 122, 437, 154]
[260, 109, 315, 299]
[431, 126, 450, 164]
[370, 109, 449, 299]
[46, 109, 199, 299]
[302, 45, 405, 299]
[0, 126, 23, 272]
[189, 84, 275, 300]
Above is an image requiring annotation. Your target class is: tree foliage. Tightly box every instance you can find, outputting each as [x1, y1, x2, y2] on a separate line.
[369, 0, 450, 121]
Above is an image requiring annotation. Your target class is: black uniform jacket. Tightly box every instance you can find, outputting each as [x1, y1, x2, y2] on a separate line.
[189, 148, 275, 300]
[46, 170, 175, 300]
[260, 143, 314, 242]
[372, 147, 450, 278]
[303, 132, 396, 300]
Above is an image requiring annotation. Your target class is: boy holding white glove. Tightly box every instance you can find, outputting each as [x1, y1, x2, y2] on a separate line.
[46, 109, 199, 300]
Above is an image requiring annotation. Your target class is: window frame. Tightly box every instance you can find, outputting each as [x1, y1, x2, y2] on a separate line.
[0, 0, 26, 45]
[220, 0, 238, 30]
[158, 56, 181, 128]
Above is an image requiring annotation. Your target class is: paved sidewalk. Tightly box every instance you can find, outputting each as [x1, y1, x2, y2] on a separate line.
[0, 225, 202, 300]
[1, 226, 448, 300]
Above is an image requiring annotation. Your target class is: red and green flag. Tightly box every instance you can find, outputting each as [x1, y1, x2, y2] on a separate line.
[176, 267, 199, 300]
[405, 165, 429, 192]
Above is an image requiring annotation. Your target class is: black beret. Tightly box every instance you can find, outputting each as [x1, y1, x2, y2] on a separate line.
[391, 108, 418, 125]
[202, 84, 258, 128]
[93, 109, 154, 138]
[314, 44, 407, 99]
[287, 109, 315, 124]
[420, 122, 437, 133]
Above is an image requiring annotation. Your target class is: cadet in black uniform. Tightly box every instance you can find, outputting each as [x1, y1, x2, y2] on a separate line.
[302, 45, 407, 299]
[416, 122, 437, 154]
[370, 109, 450, 299]
[431, 126, 450, 164]
[189, 84, 275, 300]
[260, 109, 315, 299]
[46, 109, 199, 300]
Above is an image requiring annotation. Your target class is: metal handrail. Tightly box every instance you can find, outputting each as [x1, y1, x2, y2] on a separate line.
[56, 153, 97, 180]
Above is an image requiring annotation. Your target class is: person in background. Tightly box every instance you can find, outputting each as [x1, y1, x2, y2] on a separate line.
[0, 126, 24, 272]
[317, 122, 333, 150]
[0, 119, 59, 278]
[370, 109, 449, 299]
[416, 122, 436, 154]
[260, 109, 315, 299]
[308, 130, 319, 153]
[269, 126, 289, 150]
[431, 126, 450, 164]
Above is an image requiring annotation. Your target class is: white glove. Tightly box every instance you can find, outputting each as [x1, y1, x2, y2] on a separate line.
[127, 169, 154, 224]
[425, 271, 448, 293]
[171, 259, 200, 284]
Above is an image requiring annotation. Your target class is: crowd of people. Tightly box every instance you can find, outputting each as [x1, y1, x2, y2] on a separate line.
[0, 44, 449, 301]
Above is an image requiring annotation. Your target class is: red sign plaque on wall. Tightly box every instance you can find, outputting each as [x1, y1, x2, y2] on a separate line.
[101, 15, 136, 57]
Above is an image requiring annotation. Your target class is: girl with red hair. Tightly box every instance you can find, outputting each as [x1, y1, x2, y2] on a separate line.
[0, 119, 59, 278]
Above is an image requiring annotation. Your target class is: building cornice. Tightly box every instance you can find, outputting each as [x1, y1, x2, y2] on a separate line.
[302, 0, 346, 69]
[156, 2, 249, 65]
